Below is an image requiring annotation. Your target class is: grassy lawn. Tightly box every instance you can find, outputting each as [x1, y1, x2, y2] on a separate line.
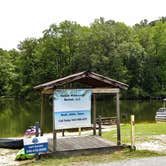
[25, 149, 165, 166]
[103, 122, 166, 144]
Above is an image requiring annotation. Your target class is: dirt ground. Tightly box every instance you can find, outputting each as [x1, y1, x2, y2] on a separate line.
[0, 148, 32, 166]
[136, 135, 166, 153]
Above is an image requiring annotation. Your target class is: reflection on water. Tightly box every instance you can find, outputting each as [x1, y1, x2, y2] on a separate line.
[0, 97, 162, 137]
[96, 99, 161, 123]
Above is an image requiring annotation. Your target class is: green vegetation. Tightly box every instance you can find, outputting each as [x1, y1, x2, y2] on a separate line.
[25, 149, 165, 166]
[103, 122, 166, 143]
[0, 17, 166, 99]
[15, 148, 35, 160]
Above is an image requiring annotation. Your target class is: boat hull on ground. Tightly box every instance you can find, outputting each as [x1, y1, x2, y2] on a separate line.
[0, 139, 23, 149]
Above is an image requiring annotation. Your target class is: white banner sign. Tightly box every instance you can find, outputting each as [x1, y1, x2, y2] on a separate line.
[53, 89, 92, 129]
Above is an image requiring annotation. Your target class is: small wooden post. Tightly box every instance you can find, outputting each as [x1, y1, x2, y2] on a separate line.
[35, 122, 40, 159]
[35, 122, 39, 137]
[93, 94, 96, 135]
[53, 94, 56, 152]
[62, 129, 65, 137]
[98, 115, 102, 136]
[116, 92, 121, 145]
[40, 94, 46, 136]
[78, 128, 81, 136]
[131, 115, 135, 150]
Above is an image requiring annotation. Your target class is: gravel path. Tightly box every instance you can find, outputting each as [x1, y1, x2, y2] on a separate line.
[90, 156, 166, 166]
[136, 135, 166, 153]
[0, 148, 20, 166]
[0, 148, 34, 166]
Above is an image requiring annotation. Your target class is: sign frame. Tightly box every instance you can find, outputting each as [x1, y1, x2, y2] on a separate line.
[53, 89, 92, 130]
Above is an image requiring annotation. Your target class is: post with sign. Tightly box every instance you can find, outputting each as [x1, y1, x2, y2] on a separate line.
[52, 89, 92, 152]
[24, 137, 48, 154]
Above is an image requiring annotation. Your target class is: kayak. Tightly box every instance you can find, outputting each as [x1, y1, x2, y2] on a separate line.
[0, 138, 23, 149]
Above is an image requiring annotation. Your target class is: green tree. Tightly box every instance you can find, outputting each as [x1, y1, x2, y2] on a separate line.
[0, 49, 15, 96]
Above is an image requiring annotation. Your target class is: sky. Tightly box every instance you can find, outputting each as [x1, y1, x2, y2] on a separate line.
[0, 0, 166, 50]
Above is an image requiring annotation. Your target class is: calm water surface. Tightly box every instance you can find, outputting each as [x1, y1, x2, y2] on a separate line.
[0, 97, 163, 137]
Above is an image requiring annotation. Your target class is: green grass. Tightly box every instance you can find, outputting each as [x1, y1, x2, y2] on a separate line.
[25, 149, 165, 166]
[103, 122, 166, 144]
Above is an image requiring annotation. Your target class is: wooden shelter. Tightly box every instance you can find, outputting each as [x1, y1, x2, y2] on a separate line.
[34, 71, 128, 152]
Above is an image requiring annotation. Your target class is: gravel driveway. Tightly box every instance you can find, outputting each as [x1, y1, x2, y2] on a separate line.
[91, 156, 166, 166]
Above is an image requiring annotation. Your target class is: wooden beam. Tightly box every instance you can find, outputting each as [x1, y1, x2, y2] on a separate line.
[35, 73, 87, 90]
[42, 88, 120, 95]
[116, 92, 121, 145]
[93, 94, 96, 135]
[40, 94, 46, 136]
[92, 88, 119, 94]
[42, 88, 54, 94]
[88, 73, 128, 90]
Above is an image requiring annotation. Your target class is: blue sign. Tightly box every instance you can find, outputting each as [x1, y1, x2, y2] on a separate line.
[24, 137, 48, 154]
[54, 89, 92, 129]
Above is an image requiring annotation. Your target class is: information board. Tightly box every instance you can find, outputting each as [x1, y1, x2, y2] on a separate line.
[53, 89, 92, 129]
[24, 136, 48, 154]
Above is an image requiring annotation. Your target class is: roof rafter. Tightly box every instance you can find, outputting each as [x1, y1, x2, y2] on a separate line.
[34, 71, 128, 91]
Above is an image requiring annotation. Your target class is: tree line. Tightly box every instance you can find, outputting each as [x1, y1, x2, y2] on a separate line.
[0, 17, 166, 100]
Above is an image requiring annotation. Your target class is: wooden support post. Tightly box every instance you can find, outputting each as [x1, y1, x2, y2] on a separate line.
[98, 115, 102, 136]
[35, 122, 39, 137]
[93, 94, 96, 135]
[40, 94, 46, 136]
[78, 128, 81, 136]
[53, 94, 56, 152]
[116, 92, 121, 145]
[131, 115, 135, 150]
[62, 129, 65, 137]
[35, 122, 40, 159]
[53, 130, 56, 152]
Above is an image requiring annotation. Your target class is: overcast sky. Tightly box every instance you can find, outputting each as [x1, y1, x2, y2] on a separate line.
[0, 0, 166, 50]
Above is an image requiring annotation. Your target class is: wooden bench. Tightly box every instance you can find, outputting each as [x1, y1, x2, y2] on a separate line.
[97, 116, 117, 125]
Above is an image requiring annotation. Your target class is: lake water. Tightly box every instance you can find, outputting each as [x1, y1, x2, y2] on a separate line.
[0, 97, 163, 137]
